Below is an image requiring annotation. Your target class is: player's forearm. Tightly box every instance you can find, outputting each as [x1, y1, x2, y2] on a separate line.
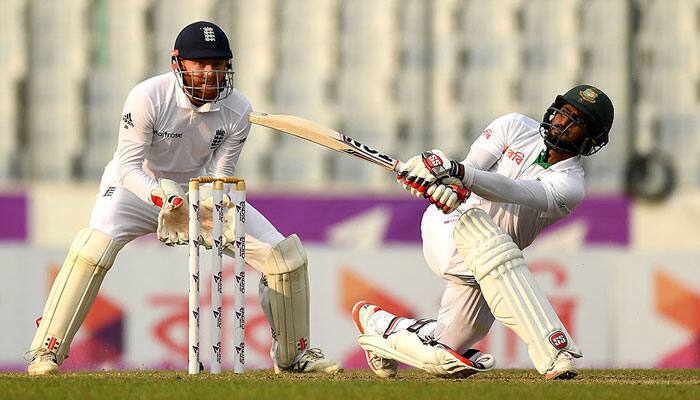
[117, 166, 159, 204]
[461, 165, 549, 210]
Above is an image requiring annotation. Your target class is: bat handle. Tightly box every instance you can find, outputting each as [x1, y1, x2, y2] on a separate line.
[392, 160, 404, 173]
[450, 185, 471, 202]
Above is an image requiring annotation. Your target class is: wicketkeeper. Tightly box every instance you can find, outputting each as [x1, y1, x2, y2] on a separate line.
[353, 85, 614, 380]
[27, 21, 341, 375]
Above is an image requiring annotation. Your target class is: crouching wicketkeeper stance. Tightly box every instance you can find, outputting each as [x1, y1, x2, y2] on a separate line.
[26, 21, 340, 375]
[353, 85, 614, 380]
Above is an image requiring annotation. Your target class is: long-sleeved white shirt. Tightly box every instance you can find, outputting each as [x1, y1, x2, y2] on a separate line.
[455, 112, 586, 249]
[101, 72, 252, 203]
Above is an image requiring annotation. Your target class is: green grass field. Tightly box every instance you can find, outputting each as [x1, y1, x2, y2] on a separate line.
[2, 369, 698, 400]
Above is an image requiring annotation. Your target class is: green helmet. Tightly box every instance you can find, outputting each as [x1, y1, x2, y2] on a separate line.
[541, 85, 614, 156]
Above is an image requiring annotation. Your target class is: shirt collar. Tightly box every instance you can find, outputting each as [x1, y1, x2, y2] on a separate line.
[533, 144, 582, 171]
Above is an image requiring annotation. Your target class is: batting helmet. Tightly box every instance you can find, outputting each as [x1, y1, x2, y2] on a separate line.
[540, 85, 614, 156]
[171, 21, 234, 103]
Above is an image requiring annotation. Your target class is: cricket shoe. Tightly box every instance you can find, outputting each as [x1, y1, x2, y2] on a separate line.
[274, 348, 342, 374]
[352, 301, 399, 378]
[545, 351, 578, 380]
[27, 349, 58, 376]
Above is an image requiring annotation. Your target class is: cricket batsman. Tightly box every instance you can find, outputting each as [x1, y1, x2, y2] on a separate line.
[27, 21, 341, 375]
[353, 85, 614, 380]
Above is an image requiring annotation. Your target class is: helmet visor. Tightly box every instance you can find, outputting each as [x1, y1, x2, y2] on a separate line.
[173, 59, 234, 103]
[540, 105, 608, 156]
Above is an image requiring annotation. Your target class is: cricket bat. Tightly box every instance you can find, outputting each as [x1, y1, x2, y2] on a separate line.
[248, 111, 469, 201]
[248, 111, 404, 171]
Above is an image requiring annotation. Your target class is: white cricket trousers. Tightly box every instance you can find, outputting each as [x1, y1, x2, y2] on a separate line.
[418, 206, 495, 353]
[88, 183, 285, 269]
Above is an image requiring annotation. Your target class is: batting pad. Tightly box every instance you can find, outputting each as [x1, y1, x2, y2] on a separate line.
[357, 331, 494, 378]
[30, 228, 120, 364]
[263, 234, 310, 368]
[453, 208, 582, 374]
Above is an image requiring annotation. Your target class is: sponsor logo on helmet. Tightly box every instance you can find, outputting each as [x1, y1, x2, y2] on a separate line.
[548, 330, 568, 350]
[579, 87, 599, 104]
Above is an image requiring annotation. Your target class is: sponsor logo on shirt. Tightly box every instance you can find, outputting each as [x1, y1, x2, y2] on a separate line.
[481, 128, 493, 139]
[152, 129, 183, 139]
[505, 148, 525, 165]
[553, 190, 569, 211]
[210, 128, 225, 150]
[122, 113, 134, 129]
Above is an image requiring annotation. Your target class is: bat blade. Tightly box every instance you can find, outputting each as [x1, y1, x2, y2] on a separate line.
[248, 112, 401, 171]
[248, 112, 470, 204]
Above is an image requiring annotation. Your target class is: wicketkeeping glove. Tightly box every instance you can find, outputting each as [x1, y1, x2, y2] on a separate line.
[198, 193, 237, 250]
[150, 179, 189, 246]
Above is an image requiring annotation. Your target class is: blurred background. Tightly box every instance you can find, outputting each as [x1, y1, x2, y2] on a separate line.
[1, 0, 698, 372]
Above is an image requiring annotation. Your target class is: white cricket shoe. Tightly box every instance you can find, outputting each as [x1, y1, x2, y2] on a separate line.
[274, 348, 342, 374]
[545, 351, 578, 380]
[27, 349, 58, 376]
[352, 301, 399, 378]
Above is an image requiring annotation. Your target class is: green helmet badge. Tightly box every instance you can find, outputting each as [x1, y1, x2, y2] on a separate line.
[579, 88, 599, 104]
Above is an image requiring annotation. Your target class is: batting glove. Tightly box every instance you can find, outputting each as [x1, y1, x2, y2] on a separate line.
[396, 150, 466, 197]
[396, 154, 434, 198]
[425, 183, 470, 214]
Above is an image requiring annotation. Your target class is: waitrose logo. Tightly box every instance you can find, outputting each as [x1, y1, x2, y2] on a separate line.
[152, 130, 183, 138]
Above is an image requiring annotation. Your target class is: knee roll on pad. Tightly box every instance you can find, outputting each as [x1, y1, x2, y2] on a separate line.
[262, 234, 311, 367]
[453, 208, 582, 374]
[29, 228, 120, 364]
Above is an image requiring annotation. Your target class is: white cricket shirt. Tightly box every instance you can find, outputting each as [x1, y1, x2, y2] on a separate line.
[101, 72, 252, 203]
[421, 113, 586, 283]
[461, 112, 585, 249]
